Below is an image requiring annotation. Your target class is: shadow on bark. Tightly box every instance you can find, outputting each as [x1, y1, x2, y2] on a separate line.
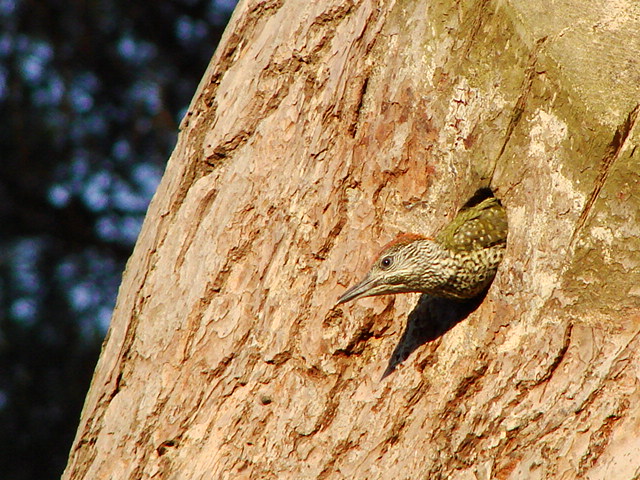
[381, 291, 487, 379]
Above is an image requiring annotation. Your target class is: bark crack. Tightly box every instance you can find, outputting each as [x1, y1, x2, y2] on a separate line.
[175, 188, 219, 271]
[460, 0, 492, 59]
[348, 74, 370, 138]
[569, 103, 640, 249]
[517, 321, 573, 392]
[491, 36, 548, 181]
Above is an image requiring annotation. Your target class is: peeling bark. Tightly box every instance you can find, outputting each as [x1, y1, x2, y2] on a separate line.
[64, 0, 640, 479]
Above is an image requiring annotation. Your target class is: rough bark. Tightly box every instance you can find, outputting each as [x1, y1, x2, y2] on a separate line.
[64, 0, 640, 479]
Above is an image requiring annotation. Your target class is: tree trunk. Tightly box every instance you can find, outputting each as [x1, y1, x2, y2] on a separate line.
[64, 0, 640, 479]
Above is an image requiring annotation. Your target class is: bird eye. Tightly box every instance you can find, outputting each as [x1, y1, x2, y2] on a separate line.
[380, 256, 393, 269]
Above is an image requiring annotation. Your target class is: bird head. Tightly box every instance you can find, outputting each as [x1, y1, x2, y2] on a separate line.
[337, 234, 449, 305]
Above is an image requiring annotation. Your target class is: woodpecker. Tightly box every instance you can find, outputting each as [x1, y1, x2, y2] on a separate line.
[337, 190, 507, 304]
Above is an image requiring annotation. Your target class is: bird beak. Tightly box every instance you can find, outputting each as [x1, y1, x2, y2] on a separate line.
[336, 275, 377, 305]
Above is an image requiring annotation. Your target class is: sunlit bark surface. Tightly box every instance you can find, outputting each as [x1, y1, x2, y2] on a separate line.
[64, 1, 640, 478]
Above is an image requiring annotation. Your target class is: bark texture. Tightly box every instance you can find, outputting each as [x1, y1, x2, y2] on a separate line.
[64, 0, 640, 479]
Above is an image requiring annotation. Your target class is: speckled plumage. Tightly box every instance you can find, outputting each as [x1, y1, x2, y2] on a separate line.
[337, 192, 507, 304]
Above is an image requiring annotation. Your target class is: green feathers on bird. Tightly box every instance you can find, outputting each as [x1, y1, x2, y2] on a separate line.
[436, 196, 507, 253]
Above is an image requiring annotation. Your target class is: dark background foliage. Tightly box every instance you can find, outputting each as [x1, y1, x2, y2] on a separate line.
[0, 1, 235, 478]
